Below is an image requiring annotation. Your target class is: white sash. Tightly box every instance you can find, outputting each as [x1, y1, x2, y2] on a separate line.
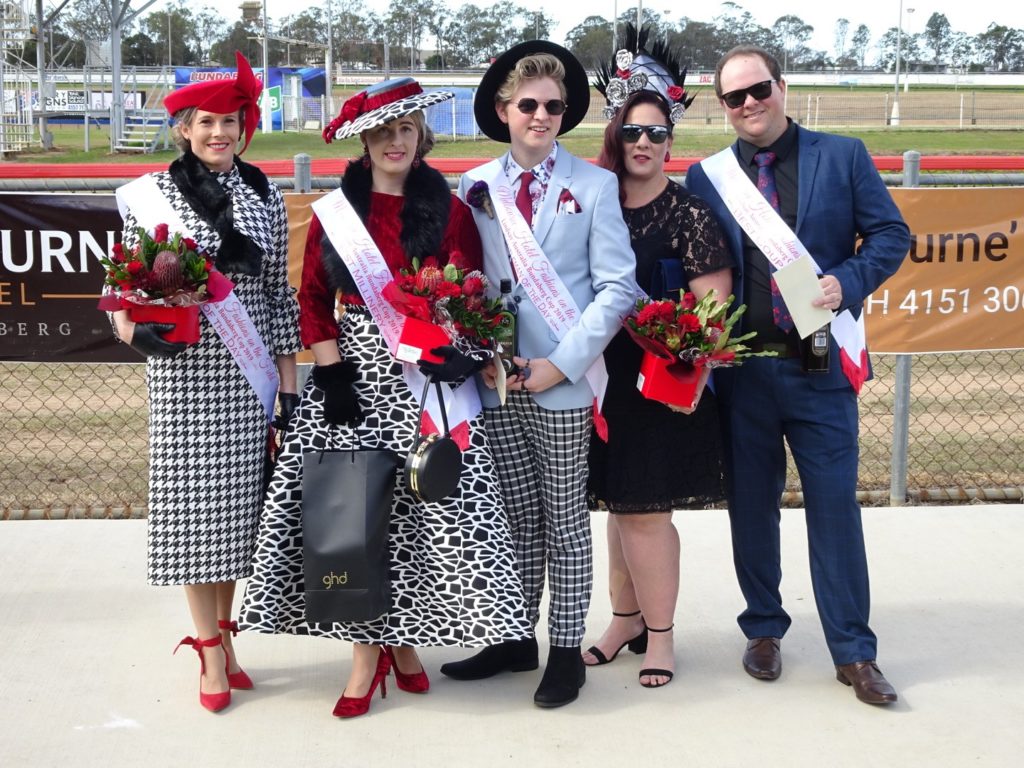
[115, 175, 280, 420]
[311, 189, 481, 429]
[700, 148, 867, 391]
[466, 159, 609, 408]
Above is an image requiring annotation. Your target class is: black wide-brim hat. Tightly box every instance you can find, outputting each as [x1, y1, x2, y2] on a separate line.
[474, 40, 590, 143]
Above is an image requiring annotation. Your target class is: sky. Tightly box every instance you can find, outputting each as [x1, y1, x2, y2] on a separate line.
[147, 0, 1024, 57]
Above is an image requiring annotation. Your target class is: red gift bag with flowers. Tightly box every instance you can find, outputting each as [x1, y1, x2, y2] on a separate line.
[381, 256, 505, 364]
[625, 289, 775, 409]
[97, 223, 233, 344]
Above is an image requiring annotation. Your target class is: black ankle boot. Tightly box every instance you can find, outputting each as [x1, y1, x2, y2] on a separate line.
[533, 645, 586, 708]
[439, 638, 539, 681]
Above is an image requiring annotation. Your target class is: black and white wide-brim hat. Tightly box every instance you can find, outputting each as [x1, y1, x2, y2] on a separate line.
[473, 40, 590, 143]
[323, 77, 453, 143]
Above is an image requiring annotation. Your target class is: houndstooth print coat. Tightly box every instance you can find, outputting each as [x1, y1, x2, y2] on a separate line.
[121, 166, 302, 586]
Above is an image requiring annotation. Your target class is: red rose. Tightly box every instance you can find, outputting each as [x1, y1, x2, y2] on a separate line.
[183, 238, 199, 252]
[111, 243, 125, 263]
[616, 68, 630, 79]
[435, 281, 462, 299]
[636, 303, 662, 326]
[655, 302, 676, 322]
[204, 260, 213, 272]
[126, 261, 144, 276]
[678, 314, 701, 333]
[153, 223, 169, 243]
[462, 276, 484, 297]
[667, 85, 685, 102]
[680, 291, 697, 310]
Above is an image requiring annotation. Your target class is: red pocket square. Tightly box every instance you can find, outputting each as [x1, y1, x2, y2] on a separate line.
[557, 189, 582, 215]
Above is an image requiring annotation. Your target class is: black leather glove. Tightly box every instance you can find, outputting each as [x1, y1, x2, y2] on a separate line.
[418, 345, 491, 383]
[272, 392, 300, 432]
[128, 322, 187, 359]
[311, 361, 363, 426]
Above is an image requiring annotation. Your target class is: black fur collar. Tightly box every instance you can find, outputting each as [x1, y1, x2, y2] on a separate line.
[321, 159, 452, 294]
[168, 150, 270, 276]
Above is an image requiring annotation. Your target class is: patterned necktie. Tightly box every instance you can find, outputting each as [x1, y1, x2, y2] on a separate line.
[754, 150, 794, 332]
[515, 170, 535, 227]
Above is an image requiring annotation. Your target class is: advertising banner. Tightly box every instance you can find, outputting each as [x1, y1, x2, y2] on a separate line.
[3, 187, 1022, 363]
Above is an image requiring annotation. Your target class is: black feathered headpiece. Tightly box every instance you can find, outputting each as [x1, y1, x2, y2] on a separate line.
[594, 24, 696, 124]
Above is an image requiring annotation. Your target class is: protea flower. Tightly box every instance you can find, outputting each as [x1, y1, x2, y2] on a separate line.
[150, 249, 184, 294]
[416, 266, 444, 293]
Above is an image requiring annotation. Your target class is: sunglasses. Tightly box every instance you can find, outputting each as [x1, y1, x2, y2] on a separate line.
[620, 124, 671, 144]
[514, 98, 567, 116]
[721, 79, 776, 110]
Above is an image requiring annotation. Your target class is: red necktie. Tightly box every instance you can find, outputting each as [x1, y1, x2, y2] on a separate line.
[515, 170, 535, 227]
[754, 150, 794, 333]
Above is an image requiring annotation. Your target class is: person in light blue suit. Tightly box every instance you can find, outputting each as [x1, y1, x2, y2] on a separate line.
[439, 41, 638, 709]
[686, 45, 909, 706]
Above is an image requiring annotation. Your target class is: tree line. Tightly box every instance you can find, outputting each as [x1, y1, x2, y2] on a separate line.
[8, 0, 1024, 73]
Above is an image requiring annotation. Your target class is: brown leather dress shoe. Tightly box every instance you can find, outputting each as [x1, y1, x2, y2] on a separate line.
[835, 661, 898, 705]
[742, 637, 782, 680]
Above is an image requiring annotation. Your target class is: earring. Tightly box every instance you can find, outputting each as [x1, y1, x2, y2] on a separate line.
[664, 150, 671, 162]
[412, 154, 422, 169]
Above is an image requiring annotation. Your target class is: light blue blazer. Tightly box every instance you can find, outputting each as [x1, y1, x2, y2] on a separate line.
[458, 148, 638, 410]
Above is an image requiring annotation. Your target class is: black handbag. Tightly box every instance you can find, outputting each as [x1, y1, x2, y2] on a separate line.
[404, 377, 463, 504]
[301, 444, 401, 623]
[649, 258, 686, 300]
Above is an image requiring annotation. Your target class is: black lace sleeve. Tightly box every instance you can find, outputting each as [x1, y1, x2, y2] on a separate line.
[668, 183, 733, 281]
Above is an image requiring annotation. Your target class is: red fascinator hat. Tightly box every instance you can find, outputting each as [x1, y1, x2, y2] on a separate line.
[163, 51, 262, 153]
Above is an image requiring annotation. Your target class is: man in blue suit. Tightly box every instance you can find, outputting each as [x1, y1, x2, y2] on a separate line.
[439, 41, 637, 708]
[686, 45, 909, 705]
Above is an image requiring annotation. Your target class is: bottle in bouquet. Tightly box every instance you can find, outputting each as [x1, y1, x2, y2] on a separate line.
[800, 323, 830, 373]
[494, 278, 520, 376]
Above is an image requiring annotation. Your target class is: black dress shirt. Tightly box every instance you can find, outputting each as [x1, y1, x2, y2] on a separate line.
[737, 119, 799, 347]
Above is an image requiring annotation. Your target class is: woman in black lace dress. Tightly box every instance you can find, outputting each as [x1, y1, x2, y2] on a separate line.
[584, 86, 733, 687]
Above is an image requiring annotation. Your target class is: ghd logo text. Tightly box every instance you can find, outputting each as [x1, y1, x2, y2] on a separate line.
[322, 571, 349, 588]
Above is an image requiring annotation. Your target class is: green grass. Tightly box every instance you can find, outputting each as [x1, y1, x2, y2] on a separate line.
[13, 125, 1024, 165]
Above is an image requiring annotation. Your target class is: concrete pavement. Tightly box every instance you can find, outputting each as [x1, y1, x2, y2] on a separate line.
[1, 505, 1022, 767]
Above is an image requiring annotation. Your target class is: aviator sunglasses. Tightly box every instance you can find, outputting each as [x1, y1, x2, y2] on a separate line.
[514, 98, 567, 116]
[620, 124, 671, 144]
[721, 79, 776, 109]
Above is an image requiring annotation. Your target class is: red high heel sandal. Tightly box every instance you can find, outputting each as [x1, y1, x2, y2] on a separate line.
[218, 620, 254, 690]
[332, 648, 391, 719]
[384, 646, 430, 693]
[174, 635, 231, 713]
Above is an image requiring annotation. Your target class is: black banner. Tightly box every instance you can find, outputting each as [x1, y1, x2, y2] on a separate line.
[0, 193, 137, 362]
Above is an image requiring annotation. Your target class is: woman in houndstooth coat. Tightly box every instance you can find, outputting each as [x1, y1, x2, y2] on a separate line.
[108, 53, 301, 713]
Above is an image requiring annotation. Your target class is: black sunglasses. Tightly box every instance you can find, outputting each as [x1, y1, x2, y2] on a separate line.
[721, 79, 776, 109]
[514, 98, 567, 116]
[620, 124, 671, 144]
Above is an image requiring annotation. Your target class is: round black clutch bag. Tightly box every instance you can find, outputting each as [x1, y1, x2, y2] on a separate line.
[404, 377, 463, 504]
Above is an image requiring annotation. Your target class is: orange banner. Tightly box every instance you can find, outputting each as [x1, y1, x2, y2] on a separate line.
[866, 188, 1024, 353]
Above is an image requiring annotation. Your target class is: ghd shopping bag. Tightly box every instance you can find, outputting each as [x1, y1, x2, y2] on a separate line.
[302, 447, 401, 623]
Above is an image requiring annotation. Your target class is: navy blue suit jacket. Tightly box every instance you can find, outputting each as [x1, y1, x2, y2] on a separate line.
[686, 125, 910, 390]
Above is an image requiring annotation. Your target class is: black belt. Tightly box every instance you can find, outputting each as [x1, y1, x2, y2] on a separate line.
[749, 341, 801, 359]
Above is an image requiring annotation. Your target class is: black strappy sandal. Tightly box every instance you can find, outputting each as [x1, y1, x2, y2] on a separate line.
[584, 610, 649, 666]
[639, 624, 675, 688]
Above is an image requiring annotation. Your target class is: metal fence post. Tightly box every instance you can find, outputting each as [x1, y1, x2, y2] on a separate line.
[889, 150, 919, 506]
[294, 153, 312, 194]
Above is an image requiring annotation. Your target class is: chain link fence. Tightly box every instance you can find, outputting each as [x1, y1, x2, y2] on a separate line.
[2, 351, 1023, 518]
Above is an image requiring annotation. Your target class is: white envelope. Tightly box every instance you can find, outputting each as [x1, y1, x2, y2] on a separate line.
[772, 254, 835, 339]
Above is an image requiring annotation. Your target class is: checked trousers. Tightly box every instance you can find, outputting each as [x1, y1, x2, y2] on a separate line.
[484, 391, 593, 648]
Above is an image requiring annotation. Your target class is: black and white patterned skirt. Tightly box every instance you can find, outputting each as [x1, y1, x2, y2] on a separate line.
[239, 311, 532, 646]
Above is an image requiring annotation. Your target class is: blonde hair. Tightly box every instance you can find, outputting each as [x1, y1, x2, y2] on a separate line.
[170, 107, 246, 153]
[495, 53, 567, 104]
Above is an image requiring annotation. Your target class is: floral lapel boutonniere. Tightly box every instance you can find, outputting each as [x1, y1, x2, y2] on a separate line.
[466, 180, 495, 219]
[557, 188, 582, 216]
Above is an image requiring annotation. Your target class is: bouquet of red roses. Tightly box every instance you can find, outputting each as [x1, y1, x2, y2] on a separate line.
[98, 223, 232, 344]
[382, 257, 506, 362]
[625, 290, 773, 407]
